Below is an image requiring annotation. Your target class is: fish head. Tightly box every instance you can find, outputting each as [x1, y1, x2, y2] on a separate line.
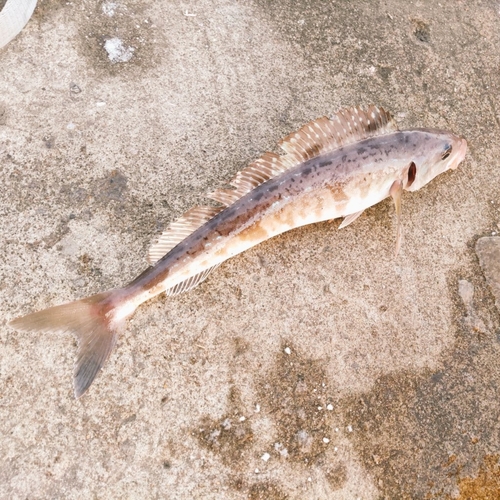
[404, 129, 467, 192]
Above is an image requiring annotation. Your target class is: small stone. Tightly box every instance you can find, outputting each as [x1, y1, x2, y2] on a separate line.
[347, 425, 353, 432]
[327, 404, 334, 411]
[239, 416, 246, 422]
[261, 453, 270, 462]
[458, 279, 474, 309]
[476, 237, 500, 311]
[254, 404, 260, 413]
[323, 437, 330, 443]
[104, 38, 135, 63]
[284, 347, 291, 355]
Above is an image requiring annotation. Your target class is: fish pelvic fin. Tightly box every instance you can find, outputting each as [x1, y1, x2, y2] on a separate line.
[9, 290, 126, 398]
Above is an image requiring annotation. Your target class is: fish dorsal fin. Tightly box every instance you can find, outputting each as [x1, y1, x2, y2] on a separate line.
[208, 106, 397, 206]
[149, 106, 397, 263]
[147, 206, 223, 264]
[278, 105, 396, 160]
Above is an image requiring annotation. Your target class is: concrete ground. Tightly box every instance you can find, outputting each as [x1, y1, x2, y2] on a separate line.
[1, 0, 500, 498]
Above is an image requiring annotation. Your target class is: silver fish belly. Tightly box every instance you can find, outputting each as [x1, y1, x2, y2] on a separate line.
[9, 106, 468, 397]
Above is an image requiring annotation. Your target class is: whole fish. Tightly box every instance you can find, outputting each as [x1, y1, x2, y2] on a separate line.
[9, 106, 467, 397]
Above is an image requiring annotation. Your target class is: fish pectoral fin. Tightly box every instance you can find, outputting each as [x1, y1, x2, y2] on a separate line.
[389, 180, 404, 256]
[165, 264, 220, 297]
[338, 210, 364, 229]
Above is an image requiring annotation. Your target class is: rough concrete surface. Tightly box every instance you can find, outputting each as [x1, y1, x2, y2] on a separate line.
[1, 0, 500, 498]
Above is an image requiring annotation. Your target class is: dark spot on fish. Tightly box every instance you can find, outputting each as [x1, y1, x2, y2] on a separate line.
[362, 155, 368, 160]
[268, 184, 279, 192]
[301, 167, 312, 176]
[342, 155, 347, 163]
[357, 147, 366, 155]
[253, 191, 264, 202]
[319, 160, 331, 168]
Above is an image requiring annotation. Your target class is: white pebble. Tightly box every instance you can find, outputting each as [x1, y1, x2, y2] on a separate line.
[104, 38, 135, 63]
[323, 437, 330, 443]
[284, 347, 291, 355]
[255, 468, 259, 473]
[327, 404, 333, 411]
[254, 404, 260, 413]
[261, 452, 270, 462]
[317, 406, 322, 410]
[239, 416, 246, 422]
[347, 425, 353, 432]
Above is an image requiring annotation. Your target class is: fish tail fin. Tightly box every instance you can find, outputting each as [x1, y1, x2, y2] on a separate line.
[9, 290, 126, 398]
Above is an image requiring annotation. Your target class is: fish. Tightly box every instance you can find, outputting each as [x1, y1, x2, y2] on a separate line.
[9, 106, 468, 397]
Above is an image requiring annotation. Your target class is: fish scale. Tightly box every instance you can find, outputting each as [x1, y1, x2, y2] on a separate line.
[9, 106, 467, 397]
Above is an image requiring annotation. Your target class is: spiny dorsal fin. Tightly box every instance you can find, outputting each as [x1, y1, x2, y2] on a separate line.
[149, 106, 396, 263]
[208, 105, 396, 206]
[147, 206, 223, 264]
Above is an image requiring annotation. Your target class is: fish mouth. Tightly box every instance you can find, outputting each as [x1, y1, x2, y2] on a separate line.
[449, 137, 467, 170]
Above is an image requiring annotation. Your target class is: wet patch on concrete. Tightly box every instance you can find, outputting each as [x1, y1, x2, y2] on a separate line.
[248, 481, 289, 500]
[256, 343, 335, 467]
[195, 387, 254, 466]
[77, 0, 161, 76]
[337, 251, 500, 498]
[454, 454, 500, 499]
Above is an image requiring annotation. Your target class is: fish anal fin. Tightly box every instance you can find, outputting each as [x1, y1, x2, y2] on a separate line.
[338, 210, 364, 229]
[148, 206, 223, 265]
[166, 264, 220, 297]
[390, 179, 403, 256]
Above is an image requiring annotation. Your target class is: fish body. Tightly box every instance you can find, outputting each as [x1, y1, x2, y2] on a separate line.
[9, 106, 467, 397]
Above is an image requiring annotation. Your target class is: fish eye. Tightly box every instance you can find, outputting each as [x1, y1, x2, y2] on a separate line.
[441, 145, 452, 160]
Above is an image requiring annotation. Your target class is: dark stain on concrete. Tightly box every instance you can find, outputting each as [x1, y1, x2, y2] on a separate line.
[454, 455, 500, 500]
[325, 463, 348, 491]
[337, 254, 500, 498]
[248, 481, 289, 500]
[77, 0, 161, 76]
[256, 343, 336, 467]
[412, 19, 431, 45]
[32, 0, 67, 22]
[195, 387, 254, 466]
